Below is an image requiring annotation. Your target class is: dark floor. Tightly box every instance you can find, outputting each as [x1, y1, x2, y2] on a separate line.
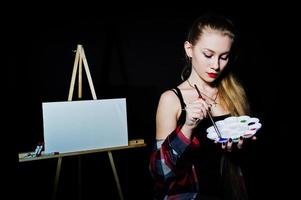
[14, 147, 154, 200]
[10, 135, 296, 200]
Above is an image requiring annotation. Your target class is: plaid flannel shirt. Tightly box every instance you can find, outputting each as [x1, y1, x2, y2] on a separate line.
[149, 126, 201, 200]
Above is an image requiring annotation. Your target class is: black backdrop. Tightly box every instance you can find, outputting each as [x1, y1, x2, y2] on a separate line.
[5, 3, 299, 200]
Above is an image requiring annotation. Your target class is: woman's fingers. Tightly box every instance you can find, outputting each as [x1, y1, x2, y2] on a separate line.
[221, 138, 233, 151]
[220, 136, 257, 151]
[226, 138, 233, 152]
[186, 99, 209, 120]
[221, 142, 226, 149]
[237, 136, 244, 149]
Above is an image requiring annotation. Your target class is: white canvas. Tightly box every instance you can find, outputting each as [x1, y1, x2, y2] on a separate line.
[42, 98, 128, 154]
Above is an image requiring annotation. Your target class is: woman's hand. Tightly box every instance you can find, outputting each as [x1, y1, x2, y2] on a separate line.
[184, 98, 210, 128]
[221, 136, 257, 152]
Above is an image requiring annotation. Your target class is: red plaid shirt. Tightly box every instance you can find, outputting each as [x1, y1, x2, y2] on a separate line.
[149, 126, 201, 200]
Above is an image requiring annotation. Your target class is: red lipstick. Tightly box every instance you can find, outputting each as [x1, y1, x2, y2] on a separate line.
[207, 73, 218, 78]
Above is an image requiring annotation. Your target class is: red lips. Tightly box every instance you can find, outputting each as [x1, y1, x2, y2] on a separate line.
[207, 73, 218, 78]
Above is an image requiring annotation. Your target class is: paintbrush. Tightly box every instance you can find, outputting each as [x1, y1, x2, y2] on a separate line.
[194, 84, 223, 139]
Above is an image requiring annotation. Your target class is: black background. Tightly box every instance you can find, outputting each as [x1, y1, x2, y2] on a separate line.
[4, 2, 299, 199]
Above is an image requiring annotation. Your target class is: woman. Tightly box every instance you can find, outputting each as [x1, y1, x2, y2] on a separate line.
[149, 13, 255, 200]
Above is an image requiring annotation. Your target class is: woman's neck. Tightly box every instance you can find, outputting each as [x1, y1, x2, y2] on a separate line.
[188, 72, 217, 93]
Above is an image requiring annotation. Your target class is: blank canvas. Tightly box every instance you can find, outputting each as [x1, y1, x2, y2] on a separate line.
[42, 98, 128, 154]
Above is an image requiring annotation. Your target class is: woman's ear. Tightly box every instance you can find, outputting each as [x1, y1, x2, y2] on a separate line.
[184, 41, 193, 57]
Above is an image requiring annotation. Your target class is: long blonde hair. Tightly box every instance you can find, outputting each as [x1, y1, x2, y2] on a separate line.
[218, 73, 250, 116]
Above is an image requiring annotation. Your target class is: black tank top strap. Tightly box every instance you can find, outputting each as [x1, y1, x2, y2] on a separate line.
[171, 87, 186, 126]
[171, 87, 186, 109]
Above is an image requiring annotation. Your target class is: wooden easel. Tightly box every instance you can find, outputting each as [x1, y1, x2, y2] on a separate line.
[53, 44, 124, 200]
[68, 44, 97, 101]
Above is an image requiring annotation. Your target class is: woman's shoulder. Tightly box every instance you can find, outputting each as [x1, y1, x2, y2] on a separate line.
[159, 85, 198, 103]
[159, 88, 180, 103]
[156, 89, 183, 120]
[159, 83, 189, 99]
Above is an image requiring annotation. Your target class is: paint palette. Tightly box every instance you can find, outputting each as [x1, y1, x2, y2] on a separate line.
[206, 115, 262, 143]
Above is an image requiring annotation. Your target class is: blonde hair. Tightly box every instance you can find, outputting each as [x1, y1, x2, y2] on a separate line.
[218, 73, 250, 116]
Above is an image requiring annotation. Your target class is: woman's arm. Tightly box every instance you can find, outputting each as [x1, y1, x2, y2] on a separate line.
[149, 90, 199, 180]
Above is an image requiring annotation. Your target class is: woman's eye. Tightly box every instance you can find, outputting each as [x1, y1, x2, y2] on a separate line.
[220, 55, 229, 60]
[203, 53, 212, 58]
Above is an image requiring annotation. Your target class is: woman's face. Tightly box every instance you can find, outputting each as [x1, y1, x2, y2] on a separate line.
[185, 29, 233, 83]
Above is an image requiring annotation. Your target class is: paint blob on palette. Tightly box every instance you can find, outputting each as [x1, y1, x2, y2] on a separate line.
[206, 115, 262, 143]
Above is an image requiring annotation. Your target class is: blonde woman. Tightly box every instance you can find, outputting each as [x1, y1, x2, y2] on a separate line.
[150, 13, 256, 200]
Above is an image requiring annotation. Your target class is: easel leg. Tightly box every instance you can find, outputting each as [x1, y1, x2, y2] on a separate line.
[107, 151, 124, 200]
[52, 157, 62, 200]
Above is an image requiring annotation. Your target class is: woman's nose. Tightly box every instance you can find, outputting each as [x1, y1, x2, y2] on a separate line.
[209, 58, 219, 70]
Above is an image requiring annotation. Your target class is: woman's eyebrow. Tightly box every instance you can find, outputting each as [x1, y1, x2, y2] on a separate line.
[203, 48, 230, 55]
